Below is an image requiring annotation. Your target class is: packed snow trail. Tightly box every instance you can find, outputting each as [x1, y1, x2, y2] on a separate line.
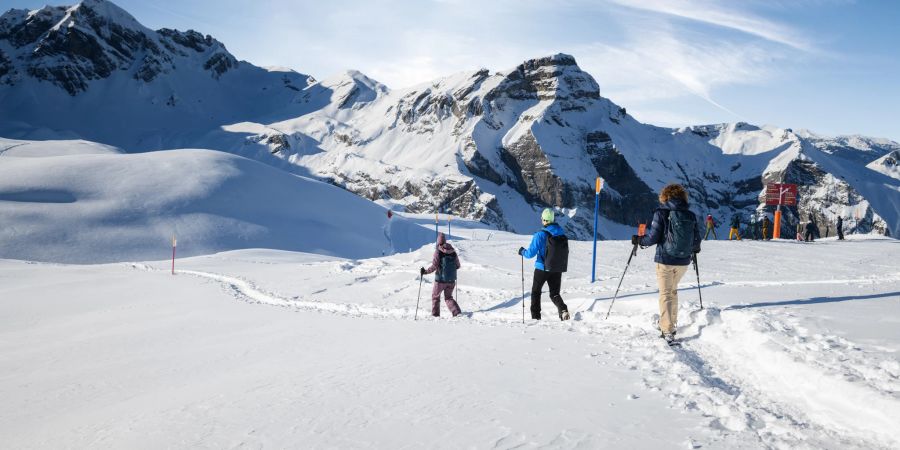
[142, 238, 900, 449]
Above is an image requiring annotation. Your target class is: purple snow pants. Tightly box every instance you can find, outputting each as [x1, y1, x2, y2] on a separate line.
[432, 281, 461, 317]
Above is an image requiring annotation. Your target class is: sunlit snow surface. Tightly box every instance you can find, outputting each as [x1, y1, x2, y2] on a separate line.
[1, 233, 897, 449]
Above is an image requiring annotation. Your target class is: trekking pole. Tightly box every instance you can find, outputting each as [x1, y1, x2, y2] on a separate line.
[605, 243, 638, 319]
[414, 273, 423, 320]
[521, 254, 525, 324]
[692, 253, 704, 310]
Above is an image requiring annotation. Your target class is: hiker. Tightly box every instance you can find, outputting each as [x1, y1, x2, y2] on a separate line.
[796, 222, 804, 241]
[749, 214, 759, 240]
[837, 216, 845, 240]
[633, 183, 702, 344]
[729, 214, 741, 240]
[762, 215, 771, 240]
[420, 232, 462, 317]
[704, 214, 718, 240]
[805, 221, 817, 242]
[517, 208, 570, 321]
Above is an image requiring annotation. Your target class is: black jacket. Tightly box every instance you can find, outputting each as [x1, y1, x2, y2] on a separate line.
[639, 198, 702, 266]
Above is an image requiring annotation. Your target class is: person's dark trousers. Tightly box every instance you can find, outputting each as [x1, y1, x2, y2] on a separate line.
[805, 231, 814, 242]
[838, 228, 844, 240]
[530, 269, 567, 319]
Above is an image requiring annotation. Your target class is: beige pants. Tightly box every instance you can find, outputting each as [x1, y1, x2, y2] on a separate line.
[656, 263, 689, 334]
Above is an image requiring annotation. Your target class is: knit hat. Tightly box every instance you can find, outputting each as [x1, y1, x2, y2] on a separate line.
[541, 208, 555, 223]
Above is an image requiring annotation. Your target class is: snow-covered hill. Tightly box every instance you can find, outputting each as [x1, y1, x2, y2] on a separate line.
[0, 145, 433, 263]
[2, 0, 898, 239]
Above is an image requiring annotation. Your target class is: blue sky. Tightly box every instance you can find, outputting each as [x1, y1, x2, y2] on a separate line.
[8, 0, 900, 141]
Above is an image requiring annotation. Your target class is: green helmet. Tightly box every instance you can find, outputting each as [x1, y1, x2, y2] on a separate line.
[541, 208, 555, 223]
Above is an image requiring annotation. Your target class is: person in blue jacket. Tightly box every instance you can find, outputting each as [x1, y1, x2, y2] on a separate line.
[518, 208, 570, 321]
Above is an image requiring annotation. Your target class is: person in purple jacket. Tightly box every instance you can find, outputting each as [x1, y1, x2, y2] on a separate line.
[420, 232, 462, 317]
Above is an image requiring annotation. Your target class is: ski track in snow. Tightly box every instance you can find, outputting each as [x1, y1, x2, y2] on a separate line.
[127, 259, 900, 450]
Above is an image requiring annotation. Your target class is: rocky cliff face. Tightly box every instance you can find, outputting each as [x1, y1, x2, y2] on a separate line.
[2, 1, 898, 239]
[0, 0, 248, 93]
[0, 0, 312, 149]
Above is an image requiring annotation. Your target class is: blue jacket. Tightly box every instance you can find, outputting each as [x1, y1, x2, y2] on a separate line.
[639, 199, 702, 266]
[522, 223, 565, 271]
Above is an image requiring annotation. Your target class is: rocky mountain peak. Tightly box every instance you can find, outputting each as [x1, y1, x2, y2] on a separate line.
[0, 0, 251, 93]
[488, 53, 600, 103]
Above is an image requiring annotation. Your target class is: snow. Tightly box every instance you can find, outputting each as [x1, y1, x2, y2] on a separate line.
[0, 137, 123, 157]
[0, 148, 434, 262]
[1, 232, 898, 448]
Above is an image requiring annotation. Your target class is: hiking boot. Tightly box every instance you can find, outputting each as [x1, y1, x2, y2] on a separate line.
[663, 333, 675, 344]
[559, 310, 570, 321]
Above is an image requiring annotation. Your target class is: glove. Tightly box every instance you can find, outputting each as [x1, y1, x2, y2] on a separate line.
[694, 248, 701, 254]
[631, 235, 641, 245]
[517, 247, 525, 256]
[419, 267, 426, 276]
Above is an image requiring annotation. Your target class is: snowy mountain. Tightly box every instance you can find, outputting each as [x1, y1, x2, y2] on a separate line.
[233, 56, 900, 238]
[0, 0, 313, 149]
[2, 0, 898, 239]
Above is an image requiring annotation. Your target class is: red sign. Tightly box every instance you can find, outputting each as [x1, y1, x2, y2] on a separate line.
[765, 183, 798, 206]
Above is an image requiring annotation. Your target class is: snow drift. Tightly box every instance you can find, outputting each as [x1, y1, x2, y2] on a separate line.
[0, 148, 434, 263]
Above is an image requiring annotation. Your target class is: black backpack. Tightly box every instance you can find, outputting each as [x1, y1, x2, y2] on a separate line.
[541, 230, 568, 272]
[663, 209, 696, 259]
[436, 253, 458, 282]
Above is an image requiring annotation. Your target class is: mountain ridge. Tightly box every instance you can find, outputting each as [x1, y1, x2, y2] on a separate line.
[1, 0, 897, 238]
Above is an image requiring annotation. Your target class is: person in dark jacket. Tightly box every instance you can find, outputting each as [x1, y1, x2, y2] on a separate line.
[762, 215, 771, 240]
[804, 221, 817, 242]
[837, 216, 845, 240]
[633, 183, 702, 343]
[729, 214, 741, 240]
[420, 232, 462, 317]
[518, 208, 570, 321]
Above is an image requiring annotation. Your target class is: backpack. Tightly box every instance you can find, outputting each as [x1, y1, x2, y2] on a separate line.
[436, 253, 458, 282]
[541, 230, 569, 272]
[663, 210, 696, 259]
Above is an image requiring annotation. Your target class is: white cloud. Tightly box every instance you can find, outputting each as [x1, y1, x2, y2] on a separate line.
[605, 0, 815, 52]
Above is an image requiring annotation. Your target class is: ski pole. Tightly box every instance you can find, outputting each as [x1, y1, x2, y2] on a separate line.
[692, 253, 703, 310]
[520, 254, 525, 323]
[415, 273, 423, 320]
[605, 243, 638, 319]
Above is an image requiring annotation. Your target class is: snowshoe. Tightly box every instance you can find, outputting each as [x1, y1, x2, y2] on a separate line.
[559, 310, 571, 321]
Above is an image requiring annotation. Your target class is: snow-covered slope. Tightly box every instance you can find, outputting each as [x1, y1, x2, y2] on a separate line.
[0, 146, 433, 263]
[2, 236, 898, 448]
[2, 0, 898, 238]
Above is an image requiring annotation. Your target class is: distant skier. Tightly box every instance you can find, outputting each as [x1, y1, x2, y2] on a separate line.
[762, 215, 771, 240]
[749, 214, 759, 240]
[729, 214, 742, 240]
[633, 184, 702, 344]
[704, 214, 718, 240]
[837, 216, 845, 240]
[517, 208, 570, 321]
[796, 222, 804, 241]
[805, 221, 817, 242]
[420, 232, 462, 317]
